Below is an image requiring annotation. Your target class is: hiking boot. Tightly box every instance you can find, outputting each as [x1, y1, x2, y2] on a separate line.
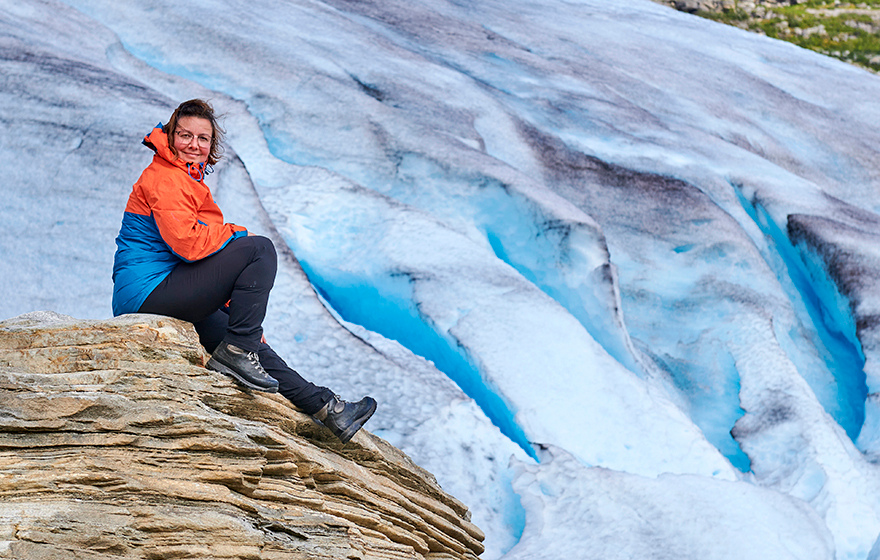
[207, 341, 279, 393]
[313, 395, 377, 443]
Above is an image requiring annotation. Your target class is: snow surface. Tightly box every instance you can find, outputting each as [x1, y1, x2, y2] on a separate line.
[3, 0, 880, 557]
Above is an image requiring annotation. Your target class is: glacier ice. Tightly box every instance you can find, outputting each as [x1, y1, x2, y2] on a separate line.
[4, 0, 880, 557]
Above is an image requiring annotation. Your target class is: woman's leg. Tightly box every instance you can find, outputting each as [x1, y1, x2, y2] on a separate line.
[192, 307, 374, 434]
[139, 236, 278, 390]
[140, 235, 276, 352]
[195, 309, 334, 414]
[141, 235, 376, 439]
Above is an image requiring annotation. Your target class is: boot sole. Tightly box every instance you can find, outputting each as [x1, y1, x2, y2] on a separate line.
[338, 398, 378, 443]
[207, 357, 279, 393]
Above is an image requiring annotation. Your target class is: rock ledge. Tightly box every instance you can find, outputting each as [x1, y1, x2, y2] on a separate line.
[0, 312, 484, 559]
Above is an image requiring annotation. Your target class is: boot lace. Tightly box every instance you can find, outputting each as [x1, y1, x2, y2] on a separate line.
[246, 351, 268, 375]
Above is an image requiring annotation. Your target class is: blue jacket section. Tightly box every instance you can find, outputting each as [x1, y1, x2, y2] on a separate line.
[111, 212, 180, 316]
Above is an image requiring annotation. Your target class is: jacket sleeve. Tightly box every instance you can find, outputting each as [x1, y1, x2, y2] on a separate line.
[145, 174, 247, 262]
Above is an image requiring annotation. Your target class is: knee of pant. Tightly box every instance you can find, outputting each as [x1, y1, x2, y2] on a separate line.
[243, 235, 277, 259]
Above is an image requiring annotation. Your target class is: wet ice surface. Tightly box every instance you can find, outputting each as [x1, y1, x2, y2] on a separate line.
[4, 0, 880, 557]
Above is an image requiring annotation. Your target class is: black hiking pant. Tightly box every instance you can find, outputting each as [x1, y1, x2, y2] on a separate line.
[139, 235, 333, 414]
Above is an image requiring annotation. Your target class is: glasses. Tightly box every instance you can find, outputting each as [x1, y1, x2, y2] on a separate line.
[175, 130, 212, 148]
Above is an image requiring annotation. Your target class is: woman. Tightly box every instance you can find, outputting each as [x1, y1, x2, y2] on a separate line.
[112, 99, 376, 443]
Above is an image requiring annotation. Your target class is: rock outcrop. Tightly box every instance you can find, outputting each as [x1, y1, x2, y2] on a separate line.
[654, 0, 812, 15]
[0, 312, 484, 559]
[657, 0, 734, 13]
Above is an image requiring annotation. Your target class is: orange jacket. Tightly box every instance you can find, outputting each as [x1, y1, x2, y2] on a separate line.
[112, 125, 247, 315]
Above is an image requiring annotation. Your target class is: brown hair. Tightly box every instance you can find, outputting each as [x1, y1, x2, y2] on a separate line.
[165, 99, 225, 165]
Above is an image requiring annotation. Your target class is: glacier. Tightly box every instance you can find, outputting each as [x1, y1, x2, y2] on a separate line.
[3, 0, 880, 557]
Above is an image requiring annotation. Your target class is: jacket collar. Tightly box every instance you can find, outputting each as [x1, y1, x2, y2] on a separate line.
[143, 124, 206, 182]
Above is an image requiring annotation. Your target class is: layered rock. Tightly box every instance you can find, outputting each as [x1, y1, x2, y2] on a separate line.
[0, 312, 484, 560]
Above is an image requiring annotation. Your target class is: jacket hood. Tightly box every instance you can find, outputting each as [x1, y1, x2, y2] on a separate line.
[143, 124, 207, 182]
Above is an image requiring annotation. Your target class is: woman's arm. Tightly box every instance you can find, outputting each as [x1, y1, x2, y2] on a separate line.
[145, 175, 247, 262]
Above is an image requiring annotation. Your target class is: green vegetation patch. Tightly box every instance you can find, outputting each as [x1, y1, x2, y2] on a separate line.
[698, 2, 880, 72]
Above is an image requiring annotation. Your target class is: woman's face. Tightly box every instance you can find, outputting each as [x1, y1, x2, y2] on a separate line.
[172, 116, 213, 164]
